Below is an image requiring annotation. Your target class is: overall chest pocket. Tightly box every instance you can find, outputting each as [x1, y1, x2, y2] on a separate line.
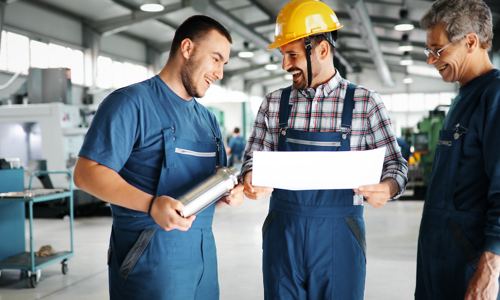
[286, 138, 341, 147]
[175, 148, 216, 157]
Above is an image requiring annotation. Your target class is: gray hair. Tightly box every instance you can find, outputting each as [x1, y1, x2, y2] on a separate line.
[420, 0, 493, 51]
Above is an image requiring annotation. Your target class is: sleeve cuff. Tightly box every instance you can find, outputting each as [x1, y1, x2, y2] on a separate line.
[381, 174, 406, 199]
[484, 236, 500, 256]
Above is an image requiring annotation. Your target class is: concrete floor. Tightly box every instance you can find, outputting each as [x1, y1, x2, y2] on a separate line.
[0, 196, 424, 300]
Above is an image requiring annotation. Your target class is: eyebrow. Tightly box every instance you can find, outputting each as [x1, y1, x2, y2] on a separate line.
[213, 52, 228, 65]
[425, 42, 444, 49]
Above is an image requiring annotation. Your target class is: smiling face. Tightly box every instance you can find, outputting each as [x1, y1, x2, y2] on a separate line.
[426, 23, 468, 84]
[280, 39, 322, 90]
[181, 29, 230, 98]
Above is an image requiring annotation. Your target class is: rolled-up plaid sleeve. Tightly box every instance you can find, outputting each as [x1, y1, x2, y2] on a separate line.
[365, 91, 408, 198]
[241, 94, 274, 180]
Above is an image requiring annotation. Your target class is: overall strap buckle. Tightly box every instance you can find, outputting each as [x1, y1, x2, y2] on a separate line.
[279, 123, 288, 136]
[454, 123, 468, 139]
[340, 125, 351, 139]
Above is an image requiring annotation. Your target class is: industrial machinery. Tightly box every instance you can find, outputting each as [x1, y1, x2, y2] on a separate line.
[0, 103, 102, 216]
[406, 106, 448, 199]
[0, 67, 104, 216]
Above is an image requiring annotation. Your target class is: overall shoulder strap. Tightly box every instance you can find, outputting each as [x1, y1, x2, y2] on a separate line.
[197, 103, 223, 167]
[340, 83, 356, 138]
[278, 86, 292, 151]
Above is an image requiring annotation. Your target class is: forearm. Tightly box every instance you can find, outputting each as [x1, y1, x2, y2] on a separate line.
[479, 251, 500, 278]
[74, 156, 153, 213]
[465, 250, 500, 299]
[382, 178, 400, 198]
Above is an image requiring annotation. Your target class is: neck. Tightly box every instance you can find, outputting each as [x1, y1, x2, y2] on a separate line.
[458, 50, 495, 87]
[310, 68, 336, 90]
[309, 56, 336, 89]
[157, 56, 192, 100]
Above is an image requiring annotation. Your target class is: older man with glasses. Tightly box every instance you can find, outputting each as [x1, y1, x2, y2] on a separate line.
[415, 0, 500, 299]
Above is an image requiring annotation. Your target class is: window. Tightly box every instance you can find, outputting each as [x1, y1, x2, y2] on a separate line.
[0, 31, 6, 71]
[1, 31, 85, 85]
[97, 56, 113, 89]
[67, 48, 84, 85]
[30, 40, 49, 68]
[48, 43, 68, 68]
[1, 31, 30, 74]
[97, 55, 149, 89]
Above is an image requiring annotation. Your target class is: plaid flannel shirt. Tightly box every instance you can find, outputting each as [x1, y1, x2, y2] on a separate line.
[241, 71, 408, 204]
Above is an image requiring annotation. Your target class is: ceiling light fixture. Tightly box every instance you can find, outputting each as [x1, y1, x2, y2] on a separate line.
[140, 0, 164, 12]
[264, 57, 278, 71]
[265, 64, 278, 71]
[398, 34, 414, 52]
[400, 51, 414, 66]
[403, 77, 413, 84]
[394, 8, 414, 31]
[238, 41, 254, 58]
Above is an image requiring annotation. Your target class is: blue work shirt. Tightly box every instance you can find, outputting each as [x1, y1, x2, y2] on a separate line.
[441, 69, 500, 254]
[79, 75, 226, 216]
[228, 135, 246, 159]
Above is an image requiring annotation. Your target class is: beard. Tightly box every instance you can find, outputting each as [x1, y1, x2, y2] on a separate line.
[292, 68, 307, 90]
[180, 52, 202, 98]
[291, 54, 321, 90]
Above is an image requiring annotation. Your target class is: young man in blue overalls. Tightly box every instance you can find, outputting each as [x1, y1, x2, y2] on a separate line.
[241, 0, 408, 299]
[74, 16, 244, 300]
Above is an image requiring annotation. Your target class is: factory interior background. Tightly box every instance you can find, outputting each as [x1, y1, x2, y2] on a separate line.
[0, 0, 499, 299]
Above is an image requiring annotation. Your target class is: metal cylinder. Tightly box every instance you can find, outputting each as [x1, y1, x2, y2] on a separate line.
[178, 166, 240, 217]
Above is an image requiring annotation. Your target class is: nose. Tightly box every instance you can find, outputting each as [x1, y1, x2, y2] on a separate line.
[426, 54, 438, 65]
[282, 56, 291, 71]
[214, 64, 223, 80]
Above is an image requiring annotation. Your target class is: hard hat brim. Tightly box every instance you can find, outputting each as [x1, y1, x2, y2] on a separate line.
[267, 26, 343, 50]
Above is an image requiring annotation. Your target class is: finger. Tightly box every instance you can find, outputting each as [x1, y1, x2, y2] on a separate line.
[171, 199, 186, 212]
[173, 215, 196, 231]
[244, 191, 259, 200]
[244, 173, 254, 192]
[230, 184, 244, 193]
[254, 186, 273, 193]
[357, 185, 379, 192]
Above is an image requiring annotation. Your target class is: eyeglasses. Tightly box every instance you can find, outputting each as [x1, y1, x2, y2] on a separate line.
[424, 35, 467, 59]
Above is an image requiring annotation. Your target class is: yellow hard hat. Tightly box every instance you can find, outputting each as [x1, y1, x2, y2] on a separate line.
[268, 0, 343, 50]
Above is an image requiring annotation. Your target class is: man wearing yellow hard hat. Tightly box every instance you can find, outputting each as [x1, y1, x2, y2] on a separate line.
[241, 0, 408, 298]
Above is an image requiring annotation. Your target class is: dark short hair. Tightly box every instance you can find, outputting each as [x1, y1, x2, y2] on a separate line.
[234, 127, 240, 134]
[170, 15, 233, 55]
[310, 31, 338, 55]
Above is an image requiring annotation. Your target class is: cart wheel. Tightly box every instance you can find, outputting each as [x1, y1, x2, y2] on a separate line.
[30, 275, 37, 288]
[61, 260, 69, 275]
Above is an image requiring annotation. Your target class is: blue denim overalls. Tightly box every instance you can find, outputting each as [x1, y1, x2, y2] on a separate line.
[415, 94, 500, 299]
[108, 94, 224, 300]
[262, 84, 367, 299]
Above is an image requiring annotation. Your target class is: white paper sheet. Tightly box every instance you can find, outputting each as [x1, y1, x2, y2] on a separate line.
[252, 147, 386, 190]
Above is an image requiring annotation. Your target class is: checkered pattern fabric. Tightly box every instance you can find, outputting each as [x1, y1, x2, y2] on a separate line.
[242, 70, 408, 203]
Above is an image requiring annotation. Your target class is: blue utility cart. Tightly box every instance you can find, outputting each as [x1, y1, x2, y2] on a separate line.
[0, 170, 74, 288]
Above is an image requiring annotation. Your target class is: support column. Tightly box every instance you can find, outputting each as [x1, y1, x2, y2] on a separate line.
[147, 46, 162, 75]
[82, 25, 101, 89]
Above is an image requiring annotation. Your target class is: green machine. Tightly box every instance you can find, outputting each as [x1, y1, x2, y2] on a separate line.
[410, 106, 448, 198]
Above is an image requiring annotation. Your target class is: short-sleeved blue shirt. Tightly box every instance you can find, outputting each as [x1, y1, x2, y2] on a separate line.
[79, 75, 226, 215]
[228, 135, 246, 159]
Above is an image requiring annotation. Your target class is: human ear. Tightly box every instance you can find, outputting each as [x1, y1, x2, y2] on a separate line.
[180, 38, 194, 59]
[466, 33, 479, 53]
[317, 40, 330, 60]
